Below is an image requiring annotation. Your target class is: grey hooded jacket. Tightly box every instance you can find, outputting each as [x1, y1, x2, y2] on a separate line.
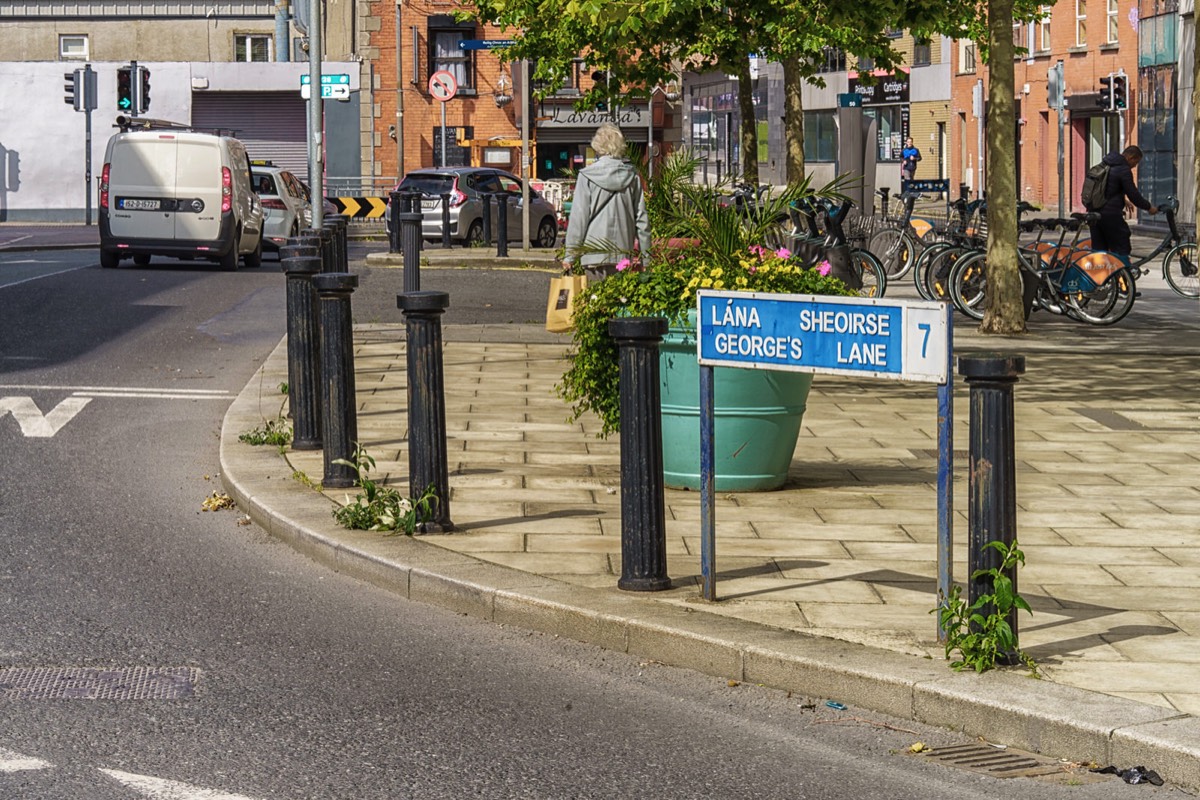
[563, 156, 652, 268]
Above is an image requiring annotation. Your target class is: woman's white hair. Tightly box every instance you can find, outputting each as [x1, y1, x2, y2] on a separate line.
[590, 122, 627, 158]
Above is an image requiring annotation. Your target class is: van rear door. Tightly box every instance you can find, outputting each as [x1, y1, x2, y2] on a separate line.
[108, 135, 177, 241]
[173, 137, 224, 243]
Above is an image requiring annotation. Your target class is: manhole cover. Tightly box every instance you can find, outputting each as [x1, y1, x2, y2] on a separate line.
[0, 666, 199, 700]
[914, 742, 1110, 784]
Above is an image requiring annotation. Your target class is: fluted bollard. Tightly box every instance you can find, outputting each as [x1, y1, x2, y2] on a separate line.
[313, 273, 360, 489]
[396, 290, 454, 532]
[496, 196, 509, 258]
[327, 215, 348, 273]
[279, 243, 322, 450]
[960, 353, 1025, 662]
[388, 190, 403, 254]
[480, 193, 493, 246]
[400, 211, 422, 293]
[608, 317, 670, 591]
[440, 193, 452, 249]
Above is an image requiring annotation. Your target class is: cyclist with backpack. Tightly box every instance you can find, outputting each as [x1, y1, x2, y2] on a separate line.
[1082, 145, 1159, 256]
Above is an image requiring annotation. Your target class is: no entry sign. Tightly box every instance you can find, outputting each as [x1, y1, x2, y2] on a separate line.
[429, 70, 458, 102]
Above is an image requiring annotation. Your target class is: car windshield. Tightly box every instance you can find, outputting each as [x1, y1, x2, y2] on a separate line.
[399, 174, 456, 196]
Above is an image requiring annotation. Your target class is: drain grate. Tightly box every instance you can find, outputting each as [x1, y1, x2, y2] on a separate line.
[0, 666, 199, 700]
[915, 742, 1101, 782]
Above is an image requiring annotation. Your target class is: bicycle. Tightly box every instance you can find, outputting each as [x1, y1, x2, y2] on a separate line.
[1116, 196, 1196, 298]
[865, 189, 927, 280]
[790, 198, 888, 298]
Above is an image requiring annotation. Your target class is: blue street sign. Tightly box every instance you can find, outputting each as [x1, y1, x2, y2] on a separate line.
[458, 39, 516, 50]
[837, 92, 862, 108]
[696, 290, 948, 383]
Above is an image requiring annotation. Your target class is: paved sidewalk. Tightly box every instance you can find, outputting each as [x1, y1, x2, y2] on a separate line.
[221, 284, 1200, 788]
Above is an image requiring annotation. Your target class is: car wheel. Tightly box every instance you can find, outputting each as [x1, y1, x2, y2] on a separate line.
[132, 254, 151, 267]
[465, 220, 485, 247]
[534, 217, 557, 248]
[244, 233, 263, 269]
[100, 249, 121, 269]
[219, 231, 240, 272]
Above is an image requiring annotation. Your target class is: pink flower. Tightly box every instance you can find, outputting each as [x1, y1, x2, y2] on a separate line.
[817, 260, 832, 276]
[748, 245, 767, 259]
[615, 258, 632, 272]
[775, 247, 792, 259]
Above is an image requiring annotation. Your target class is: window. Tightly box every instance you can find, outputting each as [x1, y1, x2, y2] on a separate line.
[1107, 0, 1119, 43]
[802, 111, 836, 162]
[858, 56, 875, 72]
[1037, 6, 1052, 51]
[913, 38, 931, 66]
[235, 34, 271, 62]
[958, 40, 976, 73]
[865, 107, 905, 161]
[428, 15, 476, 92]
[59, 35, 88, 60]
[1013, 20, 1024, 49]
[816, 47, 846, 74]
[1075, 0, 1087, 46]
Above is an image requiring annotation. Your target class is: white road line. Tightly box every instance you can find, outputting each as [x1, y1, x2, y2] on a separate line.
[99, 769, 265, 800]
[0, 396, 91, 437]
[0, 384, 230, 395]
[72, 392, 234, 400]
[0, 746, 51, 773]
[0, 263, 92, 290]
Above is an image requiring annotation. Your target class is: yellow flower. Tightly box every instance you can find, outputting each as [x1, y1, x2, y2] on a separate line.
[714, 280, 725, 289]
[700, 278, 713, 288]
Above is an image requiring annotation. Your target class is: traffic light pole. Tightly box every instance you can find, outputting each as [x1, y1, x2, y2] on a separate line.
[85, 72, 93, 226]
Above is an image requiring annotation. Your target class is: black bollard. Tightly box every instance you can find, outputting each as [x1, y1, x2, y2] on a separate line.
[313, 273, 360, 489]
[279, 244, 323, 450]
[608, 317, 670, 591]
[959, 353, 1026, 662]
[440, 193, 452, 249]
[302, 226, 334, 272]
[327, 215, 348, 273]
[396, 290, 454, 532]
[399, 211, 422, 293]
[480, 193, 493, 246]
[496, 195, 509, 258]
[388, 190, 403, 254]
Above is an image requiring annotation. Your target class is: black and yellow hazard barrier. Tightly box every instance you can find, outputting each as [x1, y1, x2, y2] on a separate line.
[329, 197, 389, 218]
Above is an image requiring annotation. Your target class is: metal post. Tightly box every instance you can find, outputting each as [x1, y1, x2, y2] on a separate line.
[959, 353, 1025, 661]
[388, 191, 403, 254]
[700, 363, 716, 601]
[496, 196, 509, 258]
[396, 290, 454, 532]
[279, 243, 322, 450]
[440, 192, 452, 248]
[313, 272, 359, 489]
[400, 211, 422, 293]
[608, 317, 670, 592]
[481, 193, 493, 245]
[308, 0, 324, 229]
[935, 302, 954, 641]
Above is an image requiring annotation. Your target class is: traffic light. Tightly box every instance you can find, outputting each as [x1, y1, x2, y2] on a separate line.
[1097, 73, 1114, 111]
[117, 66, 134, 112]
[1112, 74, 1127, 110]
[139, 66, 151, 112]
[64, 69, 81, 111]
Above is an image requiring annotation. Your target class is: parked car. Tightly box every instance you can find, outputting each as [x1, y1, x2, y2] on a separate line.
[388, 167, 558, 248]
[99, 127, 264, 271]
[251, 163, 311, 251]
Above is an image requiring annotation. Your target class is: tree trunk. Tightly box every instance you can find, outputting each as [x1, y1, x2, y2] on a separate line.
[783, 56, 806, 184]
[980, 0, 1025, 335]
[735, 55, 759, 185]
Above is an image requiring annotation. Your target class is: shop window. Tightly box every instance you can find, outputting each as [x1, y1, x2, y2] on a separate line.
[428, 15, 476, 92]
[60, 34, 88, 60]
[235, 34, 271, 62]
[865, 106, 904, 161]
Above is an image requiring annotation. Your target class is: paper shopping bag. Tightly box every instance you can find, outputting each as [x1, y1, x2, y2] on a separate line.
[545, 274, 587, 333]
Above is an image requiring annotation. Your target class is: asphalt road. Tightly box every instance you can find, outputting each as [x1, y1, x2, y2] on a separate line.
[0, 248, 1185, 799]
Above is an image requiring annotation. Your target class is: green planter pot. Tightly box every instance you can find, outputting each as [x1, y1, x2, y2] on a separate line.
[659, 312, 812, 491]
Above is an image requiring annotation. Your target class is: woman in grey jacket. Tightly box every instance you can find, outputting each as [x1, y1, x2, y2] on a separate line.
[562, 123, 652, 280]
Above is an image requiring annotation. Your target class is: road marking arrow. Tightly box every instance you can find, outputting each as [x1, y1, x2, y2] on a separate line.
[0, 396, 91, 437]
[0, 746, 51, 773]
[100, 769, 265, 800]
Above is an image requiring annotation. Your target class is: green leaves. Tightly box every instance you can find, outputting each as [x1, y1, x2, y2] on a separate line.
[331, 443, 440, 535]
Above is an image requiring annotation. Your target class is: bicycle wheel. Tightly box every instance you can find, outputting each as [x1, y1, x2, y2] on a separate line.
[912, 241, 952, 299]
[852, 248, 887, 298]
[866, 227, 915, 280]
[949, 252, 988, 320]
[925, 246, 968, 301]
[1066, 267, 1136, 325]
[1163, 242, 1200, 298]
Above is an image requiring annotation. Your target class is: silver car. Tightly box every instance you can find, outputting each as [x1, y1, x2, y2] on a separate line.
[392, 168, 558, 248]
[252, 165, 311, 251]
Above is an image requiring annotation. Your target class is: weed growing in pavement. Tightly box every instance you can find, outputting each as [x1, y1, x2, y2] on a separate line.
[239, 381, 293, 446]
[291, 470, 320, 490]
[935, 540, 1038, 676]
[331, 443, 439, 534]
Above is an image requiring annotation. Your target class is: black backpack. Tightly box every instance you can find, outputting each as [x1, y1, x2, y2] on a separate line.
[1080, 162, 1112, 211]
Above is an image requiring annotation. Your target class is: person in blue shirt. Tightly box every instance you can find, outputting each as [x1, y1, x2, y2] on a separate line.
[901, 137, 921, 182]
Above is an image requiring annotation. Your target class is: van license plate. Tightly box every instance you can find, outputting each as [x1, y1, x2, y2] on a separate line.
[120, 198, 162, 211]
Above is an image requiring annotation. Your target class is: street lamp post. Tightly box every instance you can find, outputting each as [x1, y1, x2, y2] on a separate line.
[647, 80, 680, 180]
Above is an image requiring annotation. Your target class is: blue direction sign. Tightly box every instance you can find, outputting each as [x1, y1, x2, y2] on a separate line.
[458, 39, 516, 50]
[696, 290, 948, 383]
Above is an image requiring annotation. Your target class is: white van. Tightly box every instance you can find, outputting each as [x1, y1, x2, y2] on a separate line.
[99, 126, 264, 271]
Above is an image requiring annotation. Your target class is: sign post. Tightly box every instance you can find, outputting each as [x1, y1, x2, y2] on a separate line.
[428, 70, 458, 168]
[693, 290, 954, 640]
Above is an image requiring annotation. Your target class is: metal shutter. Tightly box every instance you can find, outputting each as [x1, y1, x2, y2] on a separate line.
[191, 92, 308, 173]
